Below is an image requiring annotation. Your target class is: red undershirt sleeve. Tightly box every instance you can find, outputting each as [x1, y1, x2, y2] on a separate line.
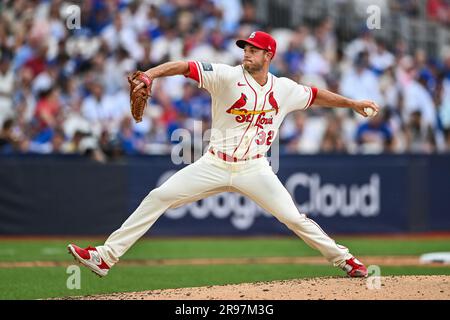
[308, 87, 318, 107]
[184, 61, 200, 83]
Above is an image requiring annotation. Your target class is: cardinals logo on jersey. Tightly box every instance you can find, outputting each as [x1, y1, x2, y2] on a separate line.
[226, 92, 279, 128]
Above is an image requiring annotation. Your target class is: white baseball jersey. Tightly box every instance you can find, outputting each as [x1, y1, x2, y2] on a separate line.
[185, 61, 318, 159]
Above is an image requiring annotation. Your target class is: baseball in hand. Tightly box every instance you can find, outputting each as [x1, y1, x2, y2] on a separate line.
[364, 107, 377, 117]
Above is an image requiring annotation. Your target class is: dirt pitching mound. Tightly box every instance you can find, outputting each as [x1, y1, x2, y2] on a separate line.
[69, 275, 450, 300]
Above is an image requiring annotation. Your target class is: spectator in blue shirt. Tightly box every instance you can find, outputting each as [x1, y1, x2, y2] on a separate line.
[356, 111, 393, 153]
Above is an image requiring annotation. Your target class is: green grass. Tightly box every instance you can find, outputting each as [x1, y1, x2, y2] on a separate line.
[1, 264, 450, 300]
[0, 237, 449, 299]
[0, 237, 449, 262]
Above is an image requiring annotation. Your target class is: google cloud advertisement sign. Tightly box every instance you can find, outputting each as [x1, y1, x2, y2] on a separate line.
[152, 160, 409, 235]
[285, 173, 380, 218]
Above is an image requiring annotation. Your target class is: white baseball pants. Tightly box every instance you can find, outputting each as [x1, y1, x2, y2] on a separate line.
[97, 152, 352, 267]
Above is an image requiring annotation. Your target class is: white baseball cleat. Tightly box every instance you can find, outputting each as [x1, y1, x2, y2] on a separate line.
[341, 257, 368, 278]
[67, 244, 110, 277]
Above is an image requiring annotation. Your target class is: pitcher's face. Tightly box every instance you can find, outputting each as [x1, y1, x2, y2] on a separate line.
[242, 44, 272, 73]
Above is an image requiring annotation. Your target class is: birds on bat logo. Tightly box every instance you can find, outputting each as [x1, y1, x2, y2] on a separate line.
[226, 92, 279, 128]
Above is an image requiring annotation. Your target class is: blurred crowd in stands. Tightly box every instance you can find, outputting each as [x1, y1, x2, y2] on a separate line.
[0, 0, 450, 162]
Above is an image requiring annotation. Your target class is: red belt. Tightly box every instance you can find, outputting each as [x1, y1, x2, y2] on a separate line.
[208, 148, 263, 162]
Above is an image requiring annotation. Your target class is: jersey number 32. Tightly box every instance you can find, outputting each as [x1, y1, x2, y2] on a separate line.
[255, 130, 275, 145]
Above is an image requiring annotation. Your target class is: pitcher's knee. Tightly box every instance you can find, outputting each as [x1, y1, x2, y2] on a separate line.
[147, 187, 174, 204]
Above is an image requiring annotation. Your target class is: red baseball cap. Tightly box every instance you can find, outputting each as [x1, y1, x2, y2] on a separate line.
[236, 31, 277, 58]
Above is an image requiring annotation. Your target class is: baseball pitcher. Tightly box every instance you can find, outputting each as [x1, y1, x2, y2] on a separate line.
[68, 31, 379, 278]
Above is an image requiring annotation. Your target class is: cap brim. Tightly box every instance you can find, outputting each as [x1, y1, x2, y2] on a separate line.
[236, 39, 266, 50]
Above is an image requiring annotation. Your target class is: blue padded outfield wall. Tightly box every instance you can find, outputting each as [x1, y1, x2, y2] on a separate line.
[0, 154, 449, 236]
